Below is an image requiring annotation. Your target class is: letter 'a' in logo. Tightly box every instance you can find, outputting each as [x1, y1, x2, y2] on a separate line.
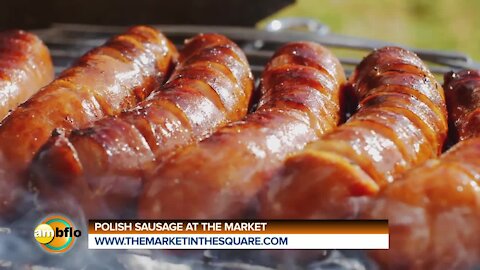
[33, 215, 82, 253]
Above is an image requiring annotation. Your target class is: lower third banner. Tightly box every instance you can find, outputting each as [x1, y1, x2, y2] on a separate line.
[88, 220, 388, 249]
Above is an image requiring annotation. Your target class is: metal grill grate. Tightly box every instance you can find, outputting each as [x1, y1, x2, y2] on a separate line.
[34, 23, 479, 79]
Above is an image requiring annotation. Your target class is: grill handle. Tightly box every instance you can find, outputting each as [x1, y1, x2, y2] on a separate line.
[261, 17, 473, 66]
[263, 17, 330, 35]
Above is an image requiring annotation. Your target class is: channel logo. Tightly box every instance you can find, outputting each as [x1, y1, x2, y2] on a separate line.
[33, 215, 81, 253]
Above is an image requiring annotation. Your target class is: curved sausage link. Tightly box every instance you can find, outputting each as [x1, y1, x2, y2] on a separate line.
[0, 30, 54, 120]
[0, 25, 178, 219]
[367, 70, 480, 270]
[258, 47, 447, 219]
[138, 42, 345, 219]
[30, 34, 254, 219]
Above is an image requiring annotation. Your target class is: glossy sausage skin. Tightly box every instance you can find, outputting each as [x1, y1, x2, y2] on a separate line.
[31, 34, 254, 219]
[367, 70, 480, 270]
[259, 47, 447, 219]
[0, 30, 54, 120]
[445, 70, 480, 141]
[0, 26, 178, 219]
[139, 42, 345, 219]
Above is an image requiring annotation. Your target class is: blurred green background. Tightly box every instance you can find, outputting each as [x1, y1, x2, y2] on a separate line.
[260, 0, 480, 61]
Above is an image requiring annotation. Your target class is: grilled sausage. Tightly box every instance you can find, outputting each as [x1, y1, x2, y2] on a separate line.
[0, 25, 178, 219]
[30, 34, 254, 219]
[138, 42, 345, 219]
[445, 70, 480, 141]
[0, 30, 54, 120]
[258, 47, 447, 219]
[367, 70, 480, 270]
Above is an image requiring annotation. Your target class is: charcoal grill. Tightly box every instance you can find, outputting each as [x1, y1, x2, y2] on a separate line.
[1, 19, 479, 270]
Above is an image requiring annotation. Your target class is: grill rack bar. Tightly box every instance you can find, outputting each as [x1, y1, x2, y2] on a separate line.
[34, 23, 479, 78]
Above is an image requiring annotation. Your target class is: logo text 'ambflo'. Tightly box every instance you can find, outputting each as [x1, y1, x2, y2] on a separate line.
[34, 215, 81, 253]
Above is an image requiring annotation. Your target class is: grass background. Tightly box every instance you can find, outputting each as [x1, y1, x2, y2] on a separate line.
[260, 0, 480, 61]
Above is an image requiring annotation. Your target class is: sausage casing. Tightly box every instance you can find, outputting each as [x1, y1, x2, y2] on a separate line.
[0, 25, 178, 218]
[0, 30, 54, 120]
[445, 70, 480, 141]
[259, 47, 447, 219]
[138, 42, 345, 219]
[30, 34, 254, 218]
[367, 70, 480, 270]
